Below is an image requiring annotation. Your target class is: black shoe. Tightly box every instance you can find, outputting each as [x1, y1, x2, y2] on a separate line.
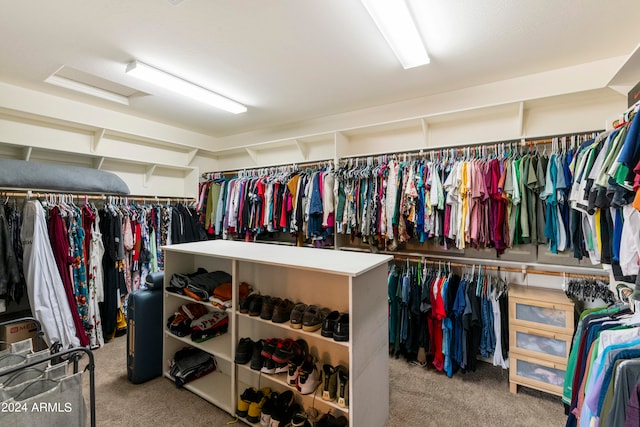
[261, 337, 280, 359]
[333, 313, 349, 342]
[321, 310, 340, 338]
[270, 392, 296, 427]
[234, 337, 254, 364]
[239, 294, 257, 314]
[250, 339, 265, 370]
[249, 295, 265, 316]
[259, 391, 279, 426]
[260, 296, 281, 320]
[272, 299, 295, 323]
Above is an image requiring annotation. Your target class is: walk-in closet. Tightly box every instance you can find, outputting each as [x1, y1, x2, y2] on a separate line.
[2, 2, 640, 426]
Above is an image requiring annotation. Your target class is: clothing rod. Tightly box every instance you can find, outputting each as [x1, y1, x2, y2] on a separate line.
[392, 255, 608, 279]
[206, 158, 335, 176]
[338, 130, 603, 161]
[339, 246, 609, 276]
[0, 191, 194, 202]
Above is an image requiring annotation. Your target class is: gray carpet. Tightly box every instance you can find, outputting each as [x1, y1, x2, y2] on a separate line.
[81, 337, 567, 426]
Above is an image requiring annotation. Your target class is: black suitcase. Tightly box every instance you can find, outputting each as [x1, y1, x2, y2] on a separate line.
[127, 274, 164, 384]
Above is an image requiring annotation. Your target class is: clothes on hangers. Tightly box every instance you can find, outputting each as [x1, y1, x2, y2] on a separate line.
[388, 260, 509, 377]
[199, 166, 336, 246]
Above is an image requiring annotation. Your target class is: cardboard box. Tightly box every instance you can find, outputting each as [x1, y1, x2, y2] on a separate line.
[0, 320, 39, 350]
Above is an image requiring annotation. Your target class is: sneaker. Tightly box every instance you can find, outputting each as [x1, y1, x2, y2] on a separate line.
[236, 386, 257, 417]
[260, 297, 281, 320]
[290, 409, 311, 427]
[321, 310, 340, 338]
[269, 390, 295, 427]
[251, 339, 266, 371]
[286, 339, 308, 387]
[321, 364, 337, 401]
[333, 313, 349, 342]
[247, 387, 272, 423]
[272, 338, 295, 364]
[261, 358, 277, 374]
[302, 305, 330, 332]
[297, 355, 322, 395]
[234, 337, 254, 364]
[260, 391, 279, 426]
[261, 338, 280, 359]
[337, 367, 349, 408]
[316, 412, 348, 427]
[272, 299, 295, 324]
[249, 295, 265, 316]
[289, 303, 308, 329]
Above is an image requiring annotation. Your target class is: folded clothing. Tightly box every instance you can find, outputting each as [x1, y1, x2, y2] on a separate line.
[169, 347, 216, 387]
[213, 281, 251, 302]
[170, 269, 232, 300]
[191, 310, 229, 342]
[168, 303, 209, 337]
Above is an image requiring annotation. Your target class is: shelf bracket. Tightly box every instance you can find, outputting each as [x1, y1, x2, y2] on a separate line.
[294, 139, 308, 161]
[245, 148, 258, 164]
[517, 101, 525, 137]
[187, 149, 199, 165]
[144, 164, 158, 188]
[23, 146, 32, 162]
[92, 128, 106, 153]
[93, 157, 105, 170]
[421, 118, 429, 148]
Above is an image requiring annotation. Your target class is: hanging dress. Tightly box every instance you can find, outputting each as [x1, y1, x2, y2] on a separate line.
[21, 201, 80, 348]
[87, 212, 105, 349]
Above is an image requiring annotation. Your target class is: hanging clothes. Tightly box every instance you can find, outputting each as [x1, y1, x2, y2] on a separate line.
[21, 200, 80, 348]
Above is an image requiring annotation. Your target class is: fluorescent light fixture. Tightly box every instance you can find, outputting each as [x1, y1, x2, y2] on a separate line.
[125, 60, 247, 114]
[45, 75, 130, 105]
[361, 0, 430, 69]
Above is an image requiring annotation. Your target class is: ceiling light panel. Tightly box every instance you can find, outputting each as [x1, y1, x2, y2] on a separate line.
[45, 75, 130, 105]
[125, 60, 247, 114]
[361, 0, 430, 69]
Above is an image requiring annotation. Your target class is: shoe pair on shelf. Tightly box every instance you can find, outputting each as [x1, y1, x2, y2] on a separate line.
[236, 386, 272, 423]
[291, 304, 331, 332]
[321, 311, 349, 342]
[321, 364, 349, 408]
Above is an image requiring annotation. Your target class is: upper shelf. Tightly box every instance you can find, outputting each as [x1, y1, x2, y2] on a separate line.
[162, 240, 392, 277]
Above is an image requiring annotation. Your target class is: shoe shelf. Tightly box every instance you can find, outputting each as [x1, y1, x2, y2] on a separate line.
[163, 330, 232, 362]
[235, 312, 349, 348]
[236, 365, 349, 414]
[162, 240, 392, 427]
[163, 369, 234, 414]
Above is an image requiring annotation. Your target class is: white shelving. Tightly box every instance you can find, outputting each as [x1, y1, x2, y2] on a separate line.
[162, 240, 392, 427]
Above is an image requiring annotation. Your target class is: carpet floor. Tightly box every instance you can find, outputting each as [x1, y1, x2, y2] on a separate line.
[81, 336, 567, 426]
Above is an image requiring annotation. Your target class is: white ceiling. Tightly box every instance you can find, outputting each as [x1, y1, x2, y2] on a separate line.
[1, 0, 640, 142]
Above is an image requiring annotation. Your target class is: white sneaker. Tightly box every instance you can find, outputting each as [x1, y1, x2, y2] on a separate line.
[296, 355, 321, 395]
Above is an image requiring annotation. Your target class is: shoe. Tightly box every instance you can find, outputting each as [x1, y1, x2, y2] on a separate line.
[247, 387, 271, 423]
[297, 355, 322, 395]
[316, 412, 348, 427]
[261, 296, 282, 320]
[261, 358, 277, 374]
[286, 339, 308, 387]
[269, 390, 295, 427]
[236, 386, 258, 417]
[260, 391, 279, 426]
[272, 299, 295, 324]
[249, 295, 265, 316]
[321, 310, 340, 338]
[302, 305, 330, 332]
[261, 338, 280, 359]
[333, 313, 349, 342]
[234, 337, 254, 364]
[289, 303, 308, 329]
[321, 364, 337, 401]
[239, 293, 257, 314]
[272, 338, 295, 364]
[337, 367, 349, 408]
[290, 409, 311, 427]
[251, 339, 266, 371]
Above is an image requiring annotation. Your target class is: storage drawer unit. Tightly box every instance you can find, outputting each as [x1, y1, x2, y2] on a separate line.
[508, 284, 574, 397]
